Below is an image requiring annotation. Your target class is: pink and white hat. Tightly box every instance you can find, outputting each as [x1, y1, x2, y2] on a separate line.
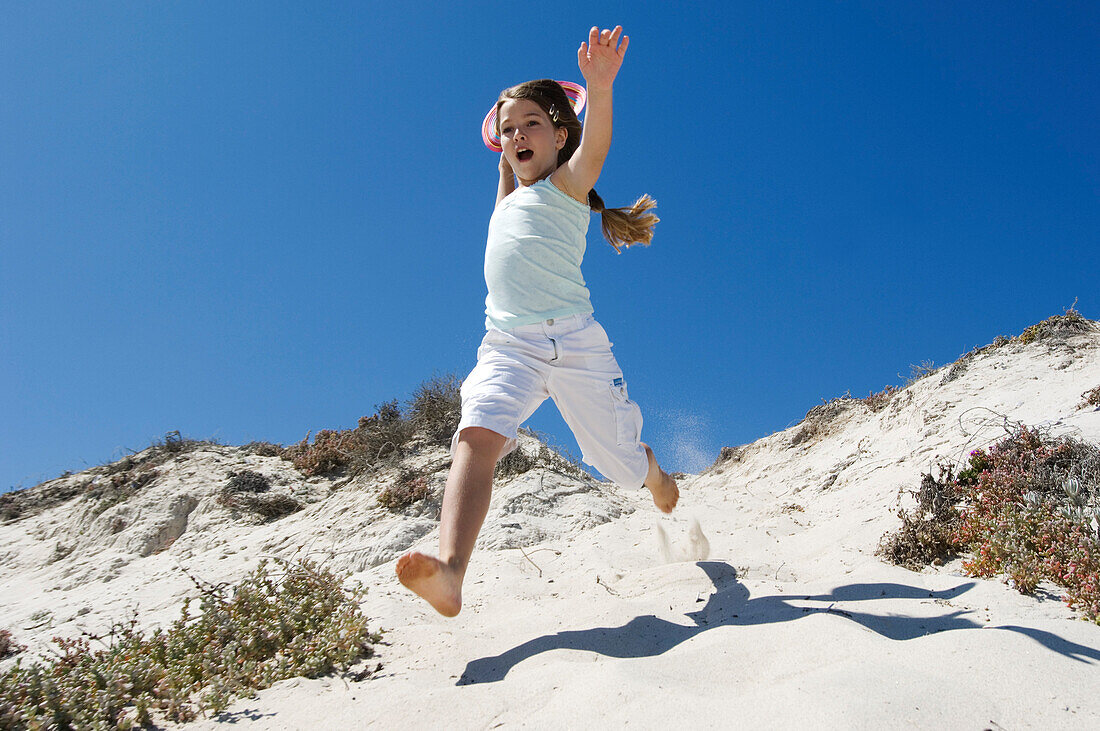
[481, 80, 587, 152]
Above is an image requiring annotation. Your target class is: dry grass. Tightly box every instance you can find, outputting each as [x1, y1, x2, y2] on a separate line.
[499, 429, 590, 481]
[878, 471, 962, 569]
[0, 629, 24, 660]
[217, 470, 302, 520]
[407, 374, 462, 445]
[377, 470, 434, 511]
[790, 396, 857, 447]
[862, 385, 900, 413]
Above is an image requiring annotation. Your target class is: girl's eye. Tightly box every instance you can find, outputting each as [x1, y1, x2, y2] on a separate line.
[501, 126, 513, 135]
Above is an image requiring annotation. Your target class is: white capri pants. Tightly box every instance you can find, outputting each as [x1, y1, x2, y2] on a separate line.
[452, 313, 650, 489]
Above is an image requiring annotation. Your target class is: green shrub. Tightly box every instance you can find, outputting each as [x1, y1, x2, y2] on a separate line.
[881, 426, 1100, 621]
[0, 560, 379, 729]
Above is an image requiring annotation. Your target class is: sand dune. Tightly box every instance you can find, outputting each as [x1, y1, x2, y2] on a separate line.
[3, 322, 1099, 729]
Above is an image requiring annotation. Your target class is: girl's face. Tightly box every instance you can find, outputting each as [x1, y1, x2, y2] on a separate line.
[497, 98, 568, 183]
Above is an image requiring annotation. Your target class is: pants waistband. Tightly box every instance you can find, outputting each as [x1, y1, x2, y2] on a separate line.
[503, 312, 593, 337]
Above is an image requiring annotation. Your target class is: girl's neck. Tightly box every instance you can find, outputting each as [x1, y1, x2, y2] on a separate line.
[516, 165, 558, 189]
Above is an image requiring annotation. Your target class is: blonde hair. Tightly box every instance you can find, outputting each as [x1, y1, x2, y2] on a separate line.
[496, 79, 659, 253]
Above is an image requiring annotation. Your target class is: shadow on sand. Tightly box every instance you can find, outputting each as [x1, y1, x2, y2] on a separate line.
[458, 561, 1100, 685]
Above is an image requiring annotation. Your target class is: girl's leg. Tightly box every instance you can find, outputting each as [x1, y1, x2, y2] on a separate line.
[547, 317, 678, 513]
[395, 426, 507, 616]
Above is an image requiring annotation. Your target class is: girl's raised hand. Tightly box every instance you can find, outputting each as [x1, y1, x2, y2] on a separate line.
[577, 25, 629, 90]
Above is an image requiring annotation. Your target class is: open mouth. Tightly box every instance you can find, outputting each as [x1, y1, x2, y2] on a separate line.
[516, 149, 534, 162]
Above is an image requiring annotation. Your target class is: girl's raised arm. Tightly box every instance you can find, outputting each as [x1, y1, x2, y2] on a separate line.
[553, 26, 629, 202]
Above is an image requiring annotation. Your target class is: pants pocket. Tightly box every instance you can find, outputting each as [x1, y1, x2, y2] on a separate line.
[609, 378, 640, 446]
[477, 328, 514, 359]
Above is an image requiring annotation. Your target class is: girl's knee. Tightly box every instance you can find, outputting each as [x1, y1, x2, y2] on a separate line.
[456, 426, 509, 456]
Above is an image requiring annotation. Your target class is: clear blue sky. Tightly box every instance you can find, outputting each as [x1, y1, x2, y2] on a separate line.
[3, 2, 1098, 491]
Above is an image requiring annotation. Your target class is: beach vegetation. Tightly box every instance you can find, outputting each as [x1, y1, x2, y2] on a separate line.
[1015, 303, 1094, 345]
[217, 470, 302, 521]
[0, 559, 379, 729]
[878, 470, 961, 569]
[496, 444, 538, 477]
[284, 374, 464, 477]
[861, 385, 899, 413]
[880, 426, 1100, 622]
[0, 630, 23, 660]
[406, 373, 463, 445]
[905, 360, 938, 385]
[286, 401, 415, 476]
[243, 441, 286, 458]
[789, 395, 856, 447]
[223, 470, 272, 494]
[377, 469, 434, 511]
[495, 428, 590, 481]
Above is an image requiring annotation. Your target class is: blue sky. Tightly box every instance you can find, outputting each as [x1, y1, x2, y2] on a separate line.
[3, 2, 1098, 491]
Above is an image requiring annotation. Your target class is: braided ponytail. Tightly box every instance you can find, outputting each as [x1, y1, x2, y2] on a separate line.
[496, 79, 659, 252]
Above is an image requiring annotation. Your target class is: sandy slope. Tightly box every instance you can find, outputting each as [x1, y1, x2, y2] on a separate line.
[4, 327, 1100, 729]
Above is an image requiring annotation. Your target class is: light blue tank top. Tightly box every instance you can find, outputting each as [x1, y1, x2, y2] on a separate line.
[484, 178, 594, 330]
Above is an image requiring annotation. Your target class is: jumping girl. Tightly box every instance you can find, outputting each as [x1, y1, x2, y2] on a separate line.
[397, 25, 679, 617]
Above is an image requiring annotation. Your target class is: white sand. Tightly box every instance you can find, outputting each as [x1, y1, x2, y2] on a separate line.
[3, 328, 1099, 729]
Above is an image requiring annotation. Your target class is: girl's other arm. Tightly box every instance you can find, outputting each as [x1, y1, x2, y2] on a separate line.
[496, 153, 516, 207]
[554, 26, 629, 201]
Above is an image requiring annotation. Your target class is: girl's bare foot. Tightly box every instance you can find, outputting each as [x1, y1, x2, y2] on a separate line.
[646, 470, 679, 513]
[642, 443, 679, 513]
[395, 552, 463, 617]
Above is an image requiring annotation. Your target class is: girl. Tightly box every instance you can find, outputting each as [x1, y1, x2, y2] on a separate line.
[397, 26, 678, 617]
